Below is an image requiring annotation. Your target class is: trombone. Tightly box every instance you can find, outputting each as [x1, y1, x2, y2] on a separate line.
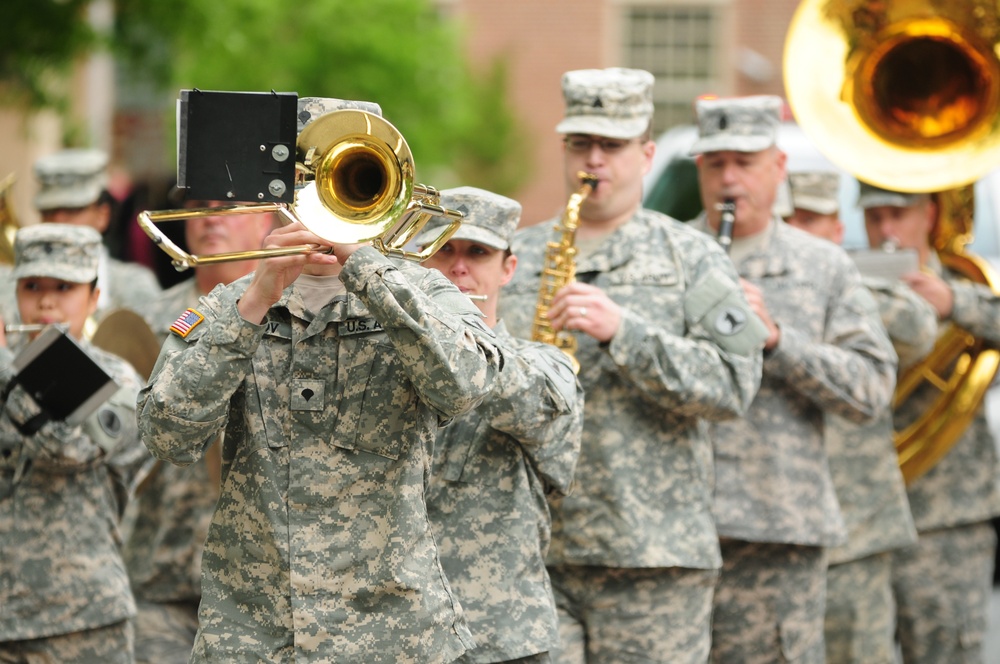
[139, 109, 463, 271]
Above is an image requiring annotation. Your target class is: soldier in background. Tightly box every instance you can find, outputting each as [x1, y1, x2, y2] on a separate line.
[419, 186, 583, 664]
[498, 68, 764, 663]
[689, 96, 897, 663]
[785, 171, 929, 663]
[33, 148, 162, 318]
[124, 196, 275, 664]
[859, 181, 1000, 663]
[0, 224, 150, 663]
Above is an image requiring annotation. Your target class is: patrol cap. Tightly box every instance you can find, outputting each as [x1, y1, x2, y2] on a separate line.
[33, 148, 108, 211]
[555, 68, 655, 139]
[856, 180, 930, 209]
[414, 187, 521, 251]
[297, 97, 383, 133]
[788, 171, 841, 215]
[13, 223, 102, 283]
[690, 95, 783, 155]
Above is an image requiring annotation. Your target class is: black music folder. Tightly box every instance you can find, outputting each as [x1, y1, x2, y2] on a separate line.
[11, 326, 118, 426]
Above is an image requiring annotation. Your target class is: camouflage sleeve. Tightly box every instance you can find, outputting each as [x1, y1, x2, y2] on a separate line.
[865, 277, 938, 369]
[339, 247, 502, 420]
[949, 279, 1000, 343]
[607, 252, 765, 421]
[476, 340, 583, 495]
[137, 284, 264, 467]
[766, 270, 897, 424]
[0, 345, 149, 517]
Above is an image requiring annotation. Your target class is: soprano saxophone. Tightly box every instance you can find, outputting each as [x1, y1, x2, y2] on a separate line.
[531, 171, 598, 374]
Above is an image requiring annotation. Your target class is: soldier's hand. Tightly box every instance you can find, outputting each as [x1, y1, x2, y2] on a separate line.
[901, 270, 953, 319]
[238, 222, 339, 324]
[740, 278, 780, 350]
[549, 282, 621, 344]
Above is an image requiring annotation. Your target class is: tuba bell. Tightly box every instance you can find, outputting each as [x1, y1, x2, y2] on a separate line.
[784, 0, 1000, 484]
[139, 109, 462, 270]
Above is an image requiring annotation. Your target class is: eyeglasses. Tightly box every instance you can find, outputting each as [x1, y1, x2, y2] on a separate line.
[563, 135, 635, 154]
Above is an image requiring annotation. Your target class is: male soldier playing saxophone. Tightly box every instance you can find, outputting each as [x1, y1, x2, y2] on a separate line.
[499, 67, 764, 663]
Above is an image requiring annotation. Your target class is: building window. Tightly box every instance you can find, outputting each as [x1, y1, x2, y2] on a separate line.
[624, 4, 723, 133]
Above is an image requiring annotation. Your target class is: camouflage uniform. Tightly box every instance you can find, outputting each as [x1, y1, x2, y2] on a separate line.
[427, 323, 582, 663]
[138, 246, 502, 663]
[499, 207, 764, 663]
[891, 254, 1000, 664]
[97, 245, 163, 318]
[124, 278, 212, 664]
[823, 278, 930, 664]
[0, 225, 151, 662]
[691, 216, 897, 663]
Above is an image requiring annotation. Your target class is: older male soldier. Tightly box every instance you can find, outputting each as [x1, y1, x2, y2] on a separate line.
[419, 186, 583, 664]
[33, 148, 162, 317]
[124, 191, 276, 664]
[498, 68, 765, 664]
[785, 171, 930, 663]
[859, 180, 1000, 663]
[689, 97, 897, 663]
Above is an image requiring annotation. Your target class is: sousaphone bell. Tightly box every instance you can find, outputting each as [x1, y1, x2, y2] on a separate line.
[784, 0, 1000, 483]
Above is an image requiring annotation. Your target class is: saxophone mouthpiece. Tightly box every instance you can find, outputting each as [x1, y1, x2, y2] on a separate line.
[577, 171, 599, 191]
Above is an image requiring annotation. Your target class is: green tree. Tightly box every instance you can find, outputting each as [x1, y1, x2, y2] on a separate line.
[112, 0, 530, 192]
[3, 0, 97, 110]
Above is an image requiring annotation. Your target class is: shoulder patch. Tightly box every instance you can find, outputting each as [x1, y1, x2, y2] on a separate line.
[169, 308, 205, 338]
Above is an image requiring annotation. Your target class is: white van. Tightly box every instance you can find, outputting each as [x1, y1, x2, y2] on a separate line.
[641, 122, 1000, 259]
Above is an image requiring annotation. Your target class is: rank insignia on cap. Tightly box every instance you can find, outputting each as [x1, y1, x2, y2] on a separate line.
[170, 308, 205, 338]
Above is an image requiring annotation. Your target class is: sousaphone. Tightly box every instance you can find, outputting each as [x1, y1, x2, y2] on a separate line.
[784, 0, 1000, 484]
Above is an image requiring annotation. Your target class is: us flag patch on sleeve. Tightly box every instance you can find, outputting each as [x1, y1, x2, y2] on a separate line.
[170, 308, 205, 338]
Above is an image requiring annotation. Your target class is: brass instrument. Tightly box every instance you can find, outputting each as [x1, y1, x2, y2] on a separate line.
[531, 171, 598, 374]
[139, 109, 463, 270]
[0, 173, 19, 265]
[784, 0, 1000, 483]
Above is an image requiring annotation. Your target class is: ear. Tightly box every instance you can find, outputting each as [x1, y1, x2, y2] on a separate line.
[88, 286, 101, 317]
[94, 202, 112, 234]
[640, 140, 656, 176]
[499, 253, 518, 287]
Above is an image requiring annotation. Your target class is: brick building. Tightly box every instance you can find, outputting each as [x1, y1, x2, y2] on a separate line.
[448, 0, 801, 225]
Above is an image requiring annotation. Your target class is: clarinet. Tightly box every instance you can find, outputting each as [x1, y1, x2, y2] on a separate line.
[715, 198, 736, 254]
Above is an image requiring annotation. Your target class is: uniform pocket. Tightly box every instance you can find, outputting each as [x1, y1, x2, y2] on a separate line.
[332, 335, 414, 460]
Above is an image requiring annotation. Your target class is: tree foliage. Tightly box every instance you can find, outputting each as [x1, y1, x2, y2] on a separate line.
[3, 0, 97, 110]
[112, 0, 530, 192]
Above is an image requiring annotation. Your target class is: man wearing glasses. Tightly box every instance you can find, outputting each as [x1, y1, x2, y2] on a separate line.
[498, 67, 765, 663]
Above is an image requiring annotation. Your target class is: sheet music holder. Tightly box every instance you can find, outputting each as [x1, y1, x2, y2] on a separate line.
[11, 325, 119, 426]
[848, 247, 920, 282]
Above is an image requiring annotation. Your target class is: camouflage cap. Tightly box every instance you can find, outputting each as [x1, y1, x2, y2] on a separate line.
[856, 180, 930, 209]
[690, 95, 782, 155]
[297, 97, 383, 133]
[13, 223, 102, 283]
[33, 148, 108, 211]
[788, 171, 841, 215]
[555, 68, 655, 139]
[413, 186, 521, 251]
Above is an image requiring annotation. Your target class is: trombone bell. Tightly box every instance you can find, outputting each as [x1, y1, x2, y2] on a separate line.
[139, 108, 463, 270]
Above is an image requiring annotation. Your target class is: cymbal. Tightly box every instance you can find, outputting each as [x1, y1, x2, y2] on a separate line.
[90, 308, 162, 381]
